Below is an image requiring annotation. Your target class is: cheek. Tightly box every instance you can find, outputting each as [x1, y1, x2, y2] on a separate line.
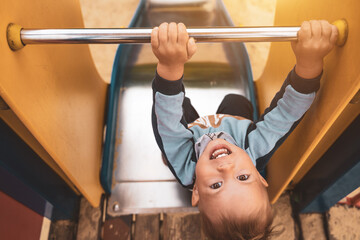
[195, 160, 205, 178]
[232, 151, 253, 165]
[195, 155, 206, 174]
[195, 159, 213, 179]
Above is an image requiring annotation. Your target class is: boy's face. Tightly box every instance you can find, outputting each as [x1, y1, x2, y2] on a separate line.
[192, 138, 270, 223]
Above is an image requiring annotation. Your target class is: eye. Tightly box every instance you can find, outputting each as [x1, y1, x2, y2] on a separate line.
[210, 182, 222, 189]
[237, 174, 249, 181]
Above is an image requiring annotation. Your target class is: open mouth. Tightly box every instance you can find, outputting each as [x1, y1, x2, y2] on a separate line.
[210, 146, 232, 160]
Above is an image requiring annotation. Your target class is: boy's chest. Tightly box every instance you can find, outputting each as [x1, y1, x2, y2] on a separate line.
[188, 114, 251, 151]
[188, 114, 246, 129]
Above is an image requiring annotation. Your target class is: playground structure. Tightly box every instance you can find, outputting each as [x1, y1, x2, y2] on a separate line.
[1, 0, 359, 230]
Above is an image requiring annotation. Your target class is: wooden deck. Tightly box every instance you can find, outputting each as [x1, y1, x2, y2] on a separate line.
[103, 213, 208, 240]
[48, 192, 360, 240]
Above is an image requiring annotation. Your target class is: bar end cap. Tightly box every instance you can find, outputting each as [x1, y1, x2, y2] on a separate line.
[7, 23, 25, 51]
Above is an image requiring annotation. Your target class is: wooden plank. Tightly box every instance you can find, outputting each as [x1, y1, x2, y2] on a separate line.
[134, 214, 160, 240]
[271, 193, 296, 240]
[299, 213, 326, 240]
[327, 205, 360, 239]
[76, 197, 102, 240]
[162, 212, 202, 240]
[102, 216, 131, 240]
[48, 220, 77, 240]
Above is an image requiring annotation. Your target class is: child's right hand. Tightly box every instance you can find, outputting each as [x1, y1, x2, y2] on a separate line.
[151, 22, 197, 81]
[292, 20, 338, 79]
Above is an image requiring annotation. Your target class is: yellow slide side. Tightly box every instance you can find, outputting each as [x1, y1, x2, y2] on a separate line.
[0, 0, 107, 206]
[255, 0, 360, 203]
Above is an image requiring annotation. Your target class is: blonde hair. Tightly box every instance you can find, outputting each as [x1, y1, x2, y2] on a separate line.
[200, 206, 274, 240]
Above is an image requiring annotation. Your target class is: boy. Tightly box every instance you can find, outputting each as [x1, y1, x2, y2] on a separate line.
[151, 21, 337, 239]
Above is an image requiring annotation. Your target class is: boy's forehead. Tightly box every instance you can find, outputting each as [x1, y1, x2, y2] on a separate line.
[201, 188, 269, 222]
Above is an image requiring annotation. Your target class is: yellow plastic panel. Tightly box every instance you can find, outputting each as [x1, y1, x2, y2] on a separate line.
[0, 1, 107, 206]
[255, 0, 360, 203]
[0, 109, 79, 195]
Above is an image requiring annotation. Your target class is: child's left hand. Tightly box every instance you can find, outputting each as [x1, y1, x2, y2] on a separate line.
[292, 20, 338, 79]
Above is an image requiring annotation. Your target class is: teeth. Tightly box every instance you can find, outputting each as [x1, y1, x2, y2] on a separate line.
[211, 148, 231, 159]
[216, 153, 228, 159]
[214, 149, 224, 155]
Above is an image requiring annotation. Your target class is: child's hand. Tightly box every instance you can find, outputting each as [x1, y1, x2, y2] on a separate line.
[292, 20, 338, 79]
[151, 22, 197, 81]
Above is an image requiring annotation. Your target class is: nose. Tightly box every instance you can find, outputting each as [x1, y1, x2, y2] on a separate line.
[217, 162, 234, 172]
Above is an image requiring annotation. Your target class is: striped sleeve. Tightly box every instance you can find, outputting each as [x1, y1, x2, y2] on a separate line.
[151, 72, 197, 188]
[245, 67, 322, 171]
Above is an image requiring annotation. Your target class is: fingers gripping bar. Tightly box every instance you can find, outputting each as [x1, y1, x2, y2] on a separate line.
[7, 20, 348, 51]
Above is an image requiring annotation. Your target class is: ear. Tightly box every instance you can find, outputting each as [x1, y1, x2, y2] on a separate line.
[191, 183, 200, 206]
[258, 172, 269, 187]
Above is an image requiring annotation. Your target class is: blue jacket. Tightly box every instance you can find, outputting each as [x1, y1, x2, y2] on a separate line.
[152, 68, 321, 188]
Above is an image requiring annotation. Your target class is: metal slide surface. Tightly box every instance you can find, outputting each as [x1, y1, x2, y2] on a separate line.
[107, 0, 255, 216]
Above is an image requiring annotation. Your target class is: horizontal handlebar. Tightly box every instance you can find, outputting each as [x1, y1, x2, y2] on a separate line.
[20, 27, 299, 44]
[7, 20, 348, 51]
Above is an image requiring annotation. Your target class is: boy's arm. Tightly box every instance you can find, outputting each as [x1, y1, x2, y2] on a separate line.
[245, 20, 338, 171]
[151, 23, 197, 187]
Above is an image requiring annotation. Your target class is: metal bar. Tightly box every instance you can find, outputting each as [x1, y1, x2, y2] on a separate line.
[21, 27, 300, 44]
